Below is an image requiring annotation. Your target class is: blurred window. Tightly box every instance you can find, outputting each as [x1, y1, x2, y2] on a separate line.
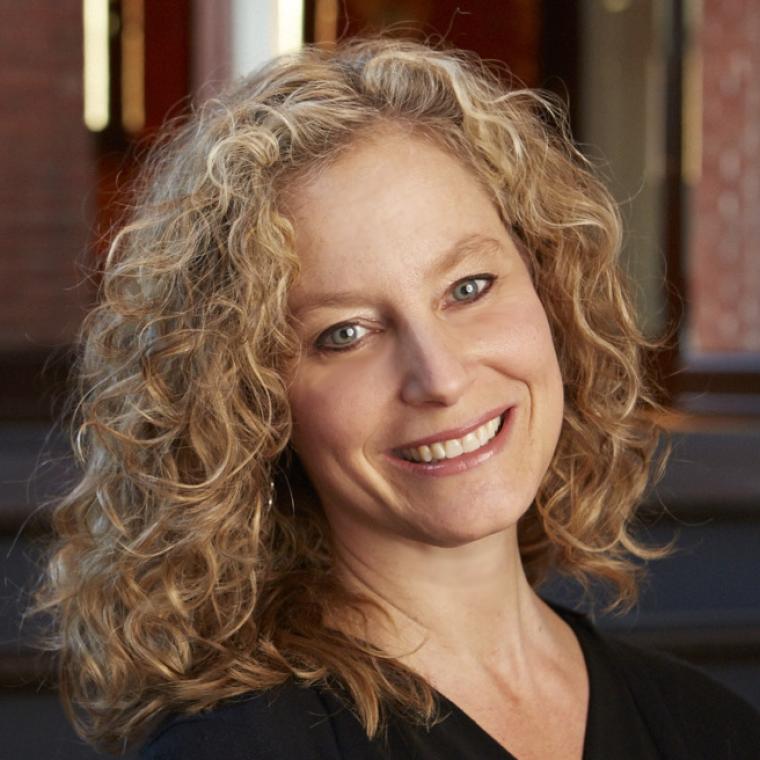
[686, 0, 760, 357]
[579, 0, 760, 413]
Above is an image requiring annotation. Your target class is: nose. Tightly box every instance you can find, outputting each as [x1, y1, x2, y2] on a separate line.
[398, 318, 473, 406]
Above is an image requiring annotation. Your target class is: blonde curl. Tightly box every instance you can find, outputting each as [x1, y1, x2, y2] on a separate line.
[31, 36, 670, 753]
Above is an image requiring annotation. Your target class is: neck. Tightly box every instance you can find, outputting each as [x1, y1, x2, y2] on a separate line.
[329, 522, 556, 681]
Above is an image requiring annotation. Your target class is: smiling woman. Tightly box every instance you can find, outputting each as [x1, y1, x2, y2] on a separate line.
[30, 36, 759, 760]
[284, 129, 564, 551]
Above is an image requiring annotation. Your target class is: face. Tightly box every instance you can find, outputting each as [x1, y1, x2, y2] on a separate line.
[284, 128, 564, 549]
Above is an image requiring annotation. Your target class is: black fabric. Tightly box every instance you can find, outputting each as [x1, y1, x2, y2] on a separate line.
[141, 605, 760, 759]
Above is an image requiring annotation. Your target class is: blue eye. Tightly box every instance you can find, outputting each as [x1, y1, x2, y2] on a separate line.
[451, 275, 494, 302]
[316, 323, 369, 352]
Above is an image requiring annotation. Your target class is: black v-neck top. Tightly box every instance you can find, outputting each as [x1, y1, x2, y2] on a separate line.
[141, 605, 760, 759]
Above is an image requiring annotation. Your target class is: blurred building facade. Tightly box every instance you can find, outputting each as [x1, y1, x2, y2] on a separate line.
[1, 2, 758, 758]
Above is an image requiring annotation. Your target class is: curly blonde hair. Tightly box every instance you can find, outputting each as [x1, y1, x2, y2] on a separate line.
[32, 35, 669, 753]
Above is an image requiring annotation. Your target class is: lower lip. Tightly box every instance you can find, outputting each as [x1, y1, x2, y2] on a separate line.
[384, 407, 515, 478]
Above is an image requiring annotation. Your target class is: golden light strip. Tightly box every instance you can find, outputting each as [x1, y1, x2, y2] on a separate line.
[314, 0, 338, 45]
[121, 0, 145, 133]
[83, 0, 110, 131]
[682, 0, 703, 185]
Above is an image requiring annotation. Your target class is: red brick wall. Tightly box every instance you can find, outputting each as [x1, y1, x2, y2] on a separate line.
[690, 0, 760, 353]
[0, 1, 95, 351]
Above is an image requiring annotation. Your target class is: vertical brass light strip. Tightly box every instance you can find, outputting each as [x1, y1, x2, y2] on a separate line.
[682, 0, 703, 186]
[314, 0, 338, 45]
[121, 0, 145, 134]
[83, 0, 110, 131]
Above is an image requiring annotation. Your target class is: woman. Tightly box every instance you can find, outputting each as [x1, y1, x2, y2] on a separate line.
[34, 37, 759, 759]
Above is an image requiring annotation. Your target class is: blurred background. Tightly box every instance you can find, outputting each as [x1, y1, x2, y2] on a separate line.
[1, 0, 758, 757]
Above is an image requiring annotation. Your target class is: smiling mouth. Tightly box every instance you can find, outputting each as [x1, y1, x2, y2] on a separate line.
[394, 412, 506, 464]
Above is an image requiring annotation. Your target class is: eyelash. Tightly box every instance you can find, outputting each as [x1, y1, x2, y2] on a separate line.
[314, 273, 496, 354]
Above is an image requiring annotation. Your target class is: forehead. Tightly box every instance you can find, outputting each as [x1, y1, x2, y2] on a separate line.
[285, 128, 509, 304]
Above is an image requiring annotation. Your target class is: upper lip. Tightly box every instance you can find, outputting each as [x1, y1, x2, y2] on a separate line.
[392, 404, 512, 451]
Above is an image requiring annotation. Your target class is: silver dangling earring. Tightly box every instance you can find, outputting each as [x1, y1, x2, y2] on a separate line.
[267, 480, 275, 510]
[267, 472, 296, 517]
[267, 476, 297, 517]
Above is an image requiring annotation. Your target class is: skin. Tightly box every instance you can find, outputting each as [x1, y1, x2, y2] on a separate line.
[284, 126, 588, 759]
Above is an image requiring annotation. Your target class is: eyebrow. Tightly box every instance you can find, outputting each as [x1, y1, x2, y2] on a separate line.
[292, 233, 504, 318]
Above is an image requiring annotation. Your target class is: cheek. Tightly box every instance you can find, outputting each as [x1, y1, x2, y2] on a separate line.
[287, 361, 383, 459]
[530, 310, 566, 446]
[482, 294, 565, 441]
[477, 295, 561, 376]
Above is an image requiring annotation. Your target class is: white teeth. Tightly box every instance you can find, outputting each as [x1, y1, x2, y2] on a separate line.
[444, 439, 464, 458]
[461, 432, 481, 453]
[430, 442, 446, 460]
[399, 413, 504, 464]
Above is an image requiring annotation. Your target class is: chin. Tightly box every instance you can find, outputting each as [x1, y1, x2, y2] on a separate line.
[408, 501, 527, 548]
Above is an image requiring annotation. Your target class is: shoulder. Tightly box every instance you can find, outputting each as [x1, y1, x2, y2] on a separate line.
[140, 680, 343, 760]
[604, 632, 759, 721]
[563, 607, 760, 758]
